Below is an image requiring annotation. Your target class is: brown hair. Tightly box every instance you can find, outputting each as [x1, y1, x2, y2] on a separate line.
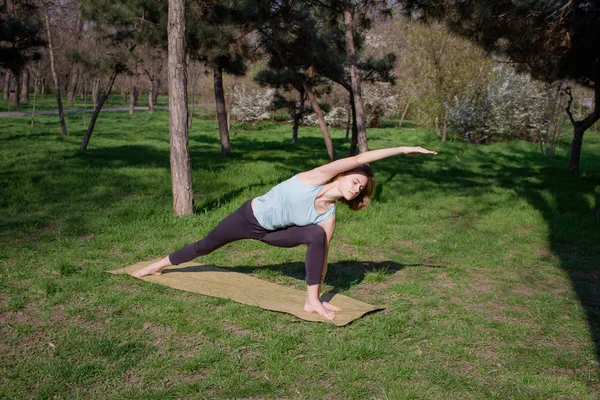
[335, 164, 376, 211]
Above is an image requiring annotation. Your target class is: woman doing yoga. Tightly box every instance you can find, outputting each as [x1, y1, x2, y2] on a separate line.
[133, 146, 437, 320]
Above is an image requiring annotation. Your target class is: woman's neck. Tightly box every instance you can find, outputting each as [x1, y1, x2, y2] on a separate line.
[317, 181, 343, 204]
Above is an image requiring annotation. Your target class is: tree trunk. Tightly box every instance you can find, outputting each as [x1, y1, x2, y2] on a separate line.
[152, 78, 159, 105]
[292, 89, 305, 144]
[31, 60, 40, 126]
[148, 79, 156, 113]
[568, 82, 599, 174]
[226, 77, 237, 132]
[80, 68, 119, 151]
[399, 100, 410, 128]
[442, 103, 448, 143]
[67, 66, 79, 105]
[188, 76, 195, 129]
[82, 80, 88, 126]
[92, 78, 99, 107]
[79, 78, 85, 100]
[569, 125, 585, 174]
[129, 86, 137, 115]
[8, 71, 19, 105]
[349, 96, 358, 156]
[3, 70, 10, 101]
[45, 8, 67, 136]
[344, 7, 368, 154]
[41, 78, 45, 96]
[168, 0, 194, 215]
[213, 67, 231, 156]
[20, 67, 29, 103]
[302, 80, 337, 160]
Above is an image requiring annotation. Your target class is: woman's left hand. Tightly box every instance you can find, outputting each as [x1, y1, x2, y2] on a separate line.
[403, 146, 438, 156]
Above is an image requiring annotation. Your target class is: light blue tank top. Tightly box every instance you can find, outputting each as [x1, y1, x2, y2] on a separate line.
[252, 174, 336, 230]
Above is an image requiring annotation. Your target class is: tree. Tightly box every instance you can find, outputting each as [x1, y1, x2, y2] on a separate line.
[42, 0, 68, 136]
[168, 0, 194, 215]
[252, 0, 339, 160]
[402, 0, 600, 173]
[0, 0, 44, 73]
[78, 0, 167, 149]
[255, 69, 307, 143]
[187, 2, 253, 156]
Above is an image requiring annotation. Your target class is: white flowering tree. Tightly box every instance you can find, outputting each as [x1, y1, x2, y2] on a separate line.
[231, 84, 276, 123]
[448, 64, 552, 143]
[363, 84, 399, 128]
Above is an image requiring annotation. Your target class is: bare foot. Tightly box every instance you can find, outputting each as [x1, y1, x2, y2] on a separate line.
[132, 263, 165, 278]
[322, 302, 341, 312]
[304, 300, 335, 320]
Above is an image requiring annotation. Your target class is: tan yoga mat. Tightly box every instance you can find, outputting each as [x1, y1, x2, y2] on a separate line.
[108, 259, 384, 326]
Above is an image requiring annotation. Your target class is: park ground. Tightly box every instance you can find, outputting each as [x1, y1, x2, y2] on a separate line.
[1, 105, 600, 399]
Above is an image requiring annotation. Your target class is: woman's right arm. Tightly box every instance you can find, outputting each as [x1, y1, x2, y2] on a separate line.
[299, 146, 437, 185]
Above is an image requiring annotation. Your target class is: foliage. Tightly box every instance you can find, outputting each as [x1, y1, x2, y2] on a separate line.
[401, 0, 600, 88]
[231, 84, 275, 122]
[363, 83, 399, 128]
[398, 20, 494, 129]
[448, 64, 549, 143]
[0, 0, 44, 72]
[303, 106, 348, 128]
[401, 0, 600, 172]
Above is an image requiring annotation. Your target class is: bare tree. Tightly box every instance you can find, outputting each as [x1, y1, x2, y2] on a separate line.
[43, 0, 68, 136]
[8, 71, 19, 105]
[80, 64, 122, 150]
[3, 70, 10, 101]
[344, 7, 368, 153]
[168, 0, 194, 215]
[19, 66, 29, 103]
[214, 67, 231, 156]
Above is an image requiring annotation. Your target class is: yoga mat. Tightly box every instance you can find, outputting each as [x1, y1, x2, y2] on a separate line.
[108, 259, 384, 326]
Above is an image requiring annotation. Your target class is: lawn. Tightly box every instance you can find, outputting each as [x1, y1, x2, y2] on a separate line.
[0, 93, 169, 113]
[1, 108, 599, 399]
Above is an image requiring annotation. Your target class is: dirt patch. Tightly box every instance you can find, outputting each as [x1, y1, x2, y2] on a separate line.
[396, 240, 417, 250]
[179, 370, 209, 383]
[123, 368, 140, 384]
[0, 309, 42, 326]
[78, 233, 95, 241]
[40, 223, 58, 231]
[225, 324, 253, 336]
[510, 286, 540, 296]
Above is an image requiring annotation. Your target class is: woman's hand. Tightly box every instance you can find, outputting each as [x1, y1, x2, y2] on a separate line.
[402, 146, 438, 156]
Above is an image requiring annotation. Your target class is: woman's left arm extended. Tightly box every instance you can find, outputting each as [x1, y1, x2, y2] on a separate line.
[299, 146, 437, 185]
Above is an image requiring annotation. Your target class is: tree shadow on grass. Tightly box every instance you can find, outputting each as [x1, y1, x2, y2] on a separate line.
[373, 144, 600, 362]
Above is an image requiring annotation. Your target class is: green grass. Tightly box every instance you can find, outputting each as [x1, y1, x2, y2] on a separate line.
[0, 93, 169, 113]
[1, 108, 600, 399]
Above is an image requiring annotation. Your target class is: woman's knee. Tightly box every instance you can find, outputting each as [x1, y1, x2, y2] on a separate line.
[303, 224, 326, 246]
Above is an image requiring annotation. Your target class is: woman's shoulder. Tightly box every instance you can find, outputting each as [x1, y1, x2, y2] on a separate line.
[296, 170, 329, 186]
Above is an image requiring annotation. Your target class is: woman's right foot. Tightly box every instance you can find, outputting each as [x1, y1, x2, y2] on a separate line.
[304, 300, 335, 320]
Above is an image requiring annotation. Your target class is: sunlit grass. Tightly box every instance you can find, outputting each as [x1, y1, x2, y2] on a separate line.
[1, 109, 599, 399]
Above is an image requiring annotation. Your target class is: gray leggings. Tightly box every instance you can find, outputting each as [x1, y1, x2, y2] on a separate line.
[168, 200, 327, 285]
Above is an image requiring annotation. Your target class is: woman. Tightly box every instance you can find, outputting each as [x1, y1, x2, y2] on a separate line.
[133, 146, 437, 320]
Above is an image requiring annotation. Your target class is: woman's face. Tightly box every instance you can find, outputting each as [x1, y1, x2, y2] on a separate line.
[338, 172, 369, 200]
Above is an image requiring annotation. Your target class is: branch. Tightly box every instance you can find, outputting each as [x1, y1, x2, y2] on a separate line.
[563, 87, 576, 126]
